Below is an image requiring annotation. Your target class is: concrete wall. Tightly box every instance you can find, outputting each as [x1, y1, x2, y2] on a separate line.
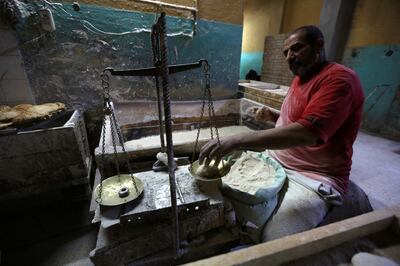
[281, 0, 323, 33]
[0, 19, 34, 106]
[240, 0, 323, 80]
[68, 0, 243, 25]
[9, 1, 243, 111]
[2, 1, 242, 150]
[240, 0, 284, 79]
[346, 0, 400, 47]
[342, 0, 400, 139]
[241, 0, 399, 139]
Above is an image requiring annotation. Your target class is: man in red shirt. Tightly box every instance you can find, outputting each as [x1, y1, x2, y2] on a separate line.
[199, 25, 368, 242]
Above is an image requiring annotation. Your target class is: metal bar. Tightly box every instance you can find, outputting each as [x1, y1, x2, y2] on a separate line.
[158, 12, 180, 258]
[168, 61, 203, 74]
[108, 66, 161, 77]
[132, 0, 197, 13]
[107, 60, 204, 77]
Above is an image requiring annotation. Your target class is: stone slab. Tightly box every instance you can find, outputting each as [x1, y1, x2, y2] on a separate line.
[127, 228, 240, 266]
[0, 110, 91, 201]
[90, 205, 225, 266]
[93, 165, 224, 228]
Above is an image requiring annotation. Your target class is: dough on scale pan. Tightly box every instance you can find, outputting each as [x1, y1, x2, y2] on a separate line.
[195, 160, 224, 178]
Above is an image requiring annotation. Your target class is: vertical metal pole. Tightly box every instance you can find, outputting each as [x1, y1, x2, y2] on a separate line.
[158, 12, 180, 258]
[151, 26, 166, 152]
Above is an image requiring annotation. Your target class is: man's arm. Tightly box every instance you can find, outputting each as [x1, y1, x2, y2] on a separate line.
[199, 122, 318, 165]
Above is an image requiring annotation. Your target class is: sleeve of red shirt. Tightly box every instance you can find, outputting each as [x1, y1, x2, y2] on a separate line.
[297, 74, 355, 143]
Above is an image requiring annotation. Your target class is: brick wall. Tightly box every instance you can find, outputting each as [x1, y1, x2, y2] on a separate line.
[261, 34, 294, 86]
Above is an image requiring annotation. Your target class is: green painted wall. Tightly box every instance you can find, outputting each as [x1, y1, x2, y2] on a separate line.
[342, 45, 400, 139]
[15, 2, 243, 109]
[240, 51, 263, 79]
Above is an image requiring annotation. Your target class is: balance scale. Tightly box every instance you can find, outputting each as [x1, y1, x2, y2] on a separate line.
[89, 12, 239, 265]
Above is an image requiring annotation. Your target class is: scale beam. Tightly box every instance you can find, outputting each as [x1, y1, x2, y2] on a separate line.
[105, 59, 207, 77]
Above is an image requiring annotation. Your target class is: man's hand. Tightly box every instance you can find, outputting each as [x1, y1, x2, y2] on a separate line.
[246, 106, 279, 123]
[198, 136, 238, 166]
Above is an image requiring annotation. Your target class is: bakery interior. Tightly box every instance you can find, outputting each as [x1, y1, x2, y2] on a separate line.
[0, 0, 400, 265]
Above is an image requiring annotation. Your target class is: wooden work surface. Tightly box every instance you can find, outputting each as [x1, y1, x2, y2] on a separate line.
[185, 205, 400, 266]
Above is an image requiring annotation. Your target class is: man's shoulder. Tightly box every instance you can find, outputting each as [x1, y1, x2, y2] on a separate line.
[322, 63, 364, 101]
[315, 63, 361, 89]
[324, 62, 358, 79]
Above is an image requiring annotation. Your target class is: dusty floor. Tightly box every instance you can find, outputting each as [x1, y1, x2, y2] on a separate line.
[350, 131, 400, 210]
[1, 130, 399, 265]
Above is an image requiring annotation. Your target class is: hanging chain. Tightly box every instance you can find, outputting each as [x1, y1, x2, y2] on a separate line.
[205, 64, 224, 164]
[191, 75, 208, 163]
[109, 108, 121, 177]
[96, 70, 139, 203]
[111, 109, 139, 193]
[97, 71, 110, 203]
[191, 61, 224, 164]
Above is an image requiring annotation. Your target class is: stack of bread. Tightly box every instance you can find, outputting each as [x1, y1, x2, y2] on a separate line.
[0, 102, 66, 129]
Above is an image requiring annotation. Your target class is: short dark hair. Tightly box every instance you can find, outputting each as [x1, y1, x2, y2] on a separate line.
[292, 25, 324, 46]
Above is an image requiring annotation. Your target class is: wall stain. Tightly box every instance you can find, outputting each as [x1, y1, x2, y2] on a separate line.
[351, 48, 359, 58]
[385, 49, 394, 57]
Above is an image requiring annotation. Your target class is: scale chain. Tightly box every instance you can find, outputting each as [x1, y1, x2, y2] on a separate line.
[97, 110, 107, 203]
[97, 70, 111, 203]
[191, 78, 208, 162]
[110, 110, 139, 192]
[97, 70, 139, 204]
[191, 62, 224, 165]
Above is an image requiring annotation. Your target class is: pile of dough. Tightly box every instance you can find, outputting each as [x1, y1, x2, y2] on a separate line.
[0, 102, 65, 128]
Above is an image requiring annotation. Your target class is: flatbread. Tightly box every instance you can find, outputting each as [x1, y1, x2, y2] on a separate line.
[13, 104, 32, 111]
[0, 105, 11, 112]
[0, 109, 21, 122]
[0, 102, 66, 127]
[0, 121, 13, 129]
[12, 102, 66, 125]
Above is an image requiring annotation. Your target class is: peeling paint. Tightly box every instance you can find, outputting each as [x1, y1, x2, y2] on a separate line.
[15, 3, 242, 110]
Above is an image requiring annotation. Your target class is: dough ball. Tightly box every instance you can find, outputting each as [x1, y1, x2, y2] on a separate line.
[196, 164, 220, 179]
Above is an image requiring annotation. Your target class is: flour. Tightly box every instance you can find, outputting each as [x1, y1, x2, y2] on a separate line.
[222, 153, 276, 195]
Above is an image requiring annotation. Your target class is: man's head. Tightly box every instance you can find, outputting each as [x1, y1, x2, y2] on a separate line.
[283, 25, 326, 79]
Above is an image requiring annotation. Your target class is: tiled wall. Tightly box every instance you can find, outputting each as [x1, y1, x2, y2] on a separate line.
[0, 20, 34, 107]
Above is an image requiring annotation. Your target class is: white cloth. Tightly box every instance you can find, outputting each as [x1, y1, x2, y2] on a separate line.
[261, 168, 373, 242]
[261, 169, 331, 242]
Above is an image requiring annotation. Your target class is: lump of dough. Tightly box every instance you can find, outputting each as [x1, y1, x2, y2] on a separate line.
[196, 164, 220, 179]
[195, 160, 225, 179]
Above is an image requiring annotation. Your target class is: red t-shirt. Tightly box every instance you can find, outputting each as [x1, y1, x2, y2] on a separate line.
[269, 62, 364, 194]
